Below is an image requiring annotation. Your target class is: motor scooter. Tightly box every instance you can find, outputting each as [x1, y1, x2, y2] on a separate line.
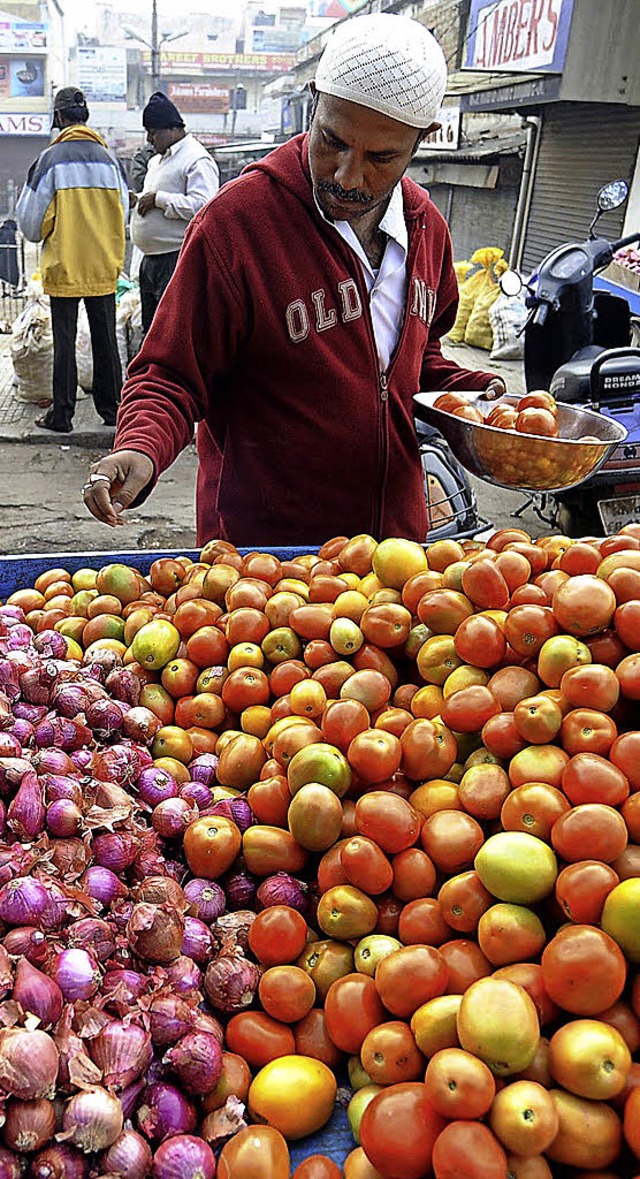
[501, 179, 640, 536]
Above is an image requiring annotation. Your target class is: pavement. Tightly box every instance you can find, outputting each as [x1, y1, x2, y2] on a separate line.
[0, 323, 539, 559]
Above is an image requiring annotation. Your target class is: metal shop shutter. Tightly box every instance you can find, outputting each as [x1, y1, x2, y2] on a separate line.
[521, 103, 640, 275]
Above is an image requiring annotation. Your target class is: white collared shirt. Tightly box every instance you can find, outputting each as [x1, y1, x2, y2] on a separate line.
[319, 183, 408, 372]
[131, 134, 219, 256]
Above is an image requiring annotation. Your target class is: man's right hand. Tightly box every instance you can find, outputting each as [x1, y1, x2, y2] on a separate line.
[82, 450, 154, 527]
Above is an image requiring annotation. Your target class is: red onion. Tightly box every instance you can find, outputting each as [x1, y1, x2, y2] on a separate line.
[102, 1129, 152, 1179]
[30, 1143, 87, 1179]
[93, 831, 140, 874]
[181, 917, 215, 965]
[119, 1078, 146, 1122]
[213, 910, 255, 951]
[152, 798, 195, 839]
[9, 624, 37, 649]
[106, 668, 142, 707]
[80, 866, 128, 907]
[224, 870, 256, 912]
[3, 1097, 55, 1152]
[34, 631, 69, 660]
[46, 798, 82, 837]
[9, 719, 34, 746]
[187, 754, 218, 787]
[85, 697, 125, 738]
[182, 879, 225, 924]
[82, 647, 122, 676]
[13, 702, 47, 723]
[204, 952, 260, 1013]
[0, 1027, 59, 1098]
[190, 1010, 224, 1044]
[0, 733, 22, 758]
[50, 948, 100, 1001]
[0, 1144, 22, 1178]
[4, 926, 48, 966]
[127, 904, 184, 964]
[256, 872, 308, 914]
[13, 958, 63, 1029]
[1, 605, 25, 620]
[162, 957, 202, 999]
[70, 749, 92, 772]
[89, 1021, 153, 1091]
[44, 775, 83, 805]
[153, 1135, 216, 1179]
[111, 900, 134, 931]
[52, 683, 90, 718]
[68, 918, 115, 963]
[0, 877, 48, 925]
[136, 768, 179, 808]
[164, 1031, 222, 1096]
[0, 756, 32, 794]
[204, 796, 253, 833]
[147, 994, 194, 1049]
[133, 877, 186, 910]
[92, 745, 143, 787]
[137, 1083, 196, 1143]
[39, 878, 71, 929]
[101, 970, 148, 1015]
[34, 749, 76, 775]
[20, 666, 55, 707]
[7, 769, 45, 839]
[179, 781, 212, 810]
[63, 1087, 123, 1152]
[123, 707, 160, 745]
[34, 717, 91, 753]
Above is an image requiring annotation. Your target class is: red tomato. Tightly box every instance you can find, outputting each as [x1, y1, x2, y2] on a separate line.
[355, 792, 421, 854]
[504, 604, 559, 656]
[347, 729, 402, 785]
[560, 709, 618, 756]
[398, 897, 451, 947]
[359, 1082, 445, 1179]
[551, 803, 628, 864]
[438, 871, 493, 934]
[294, 1009, 342, 1070]
[248, 906, 309, 966]
[541, 925, 627, 1016]
[360, 1021, 425, 1085]
[481, 712, 526, 759]
[454, 615, 506, 668]
[513, 694, 563, 744]
[425, 1048, 495, 1119]
[611, 733, 640, 792]
[341, 837, 393, 896]
[552, 575, 616, 637]
[487, 666, 540, 710]
[324, 973, 385, 1054]
[555, 860, 620, 925]
[375, 945, 449, 1017]
[439, 939, 493, 994]
[500, 782, 570, 841]
[400, 718, 457, 781]
[225, 1011, 295, 1069]
[441, 686, 502, 734]
[560, 663, 620, 712]
[391, 847, 437, 902]
[461, 560, 510, 610]
[421, 811, 484, 875]
[561, 752, 629, 806]
[431, 1120, 508, 1179]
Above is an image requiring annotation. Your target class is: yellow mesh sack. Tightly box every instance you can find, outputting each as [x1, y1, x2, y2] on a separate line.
[465, 258, 509, 351]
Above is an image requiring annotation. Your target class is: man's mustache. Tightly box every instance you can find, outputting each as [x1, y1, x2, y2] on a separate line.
[317, 181, 373, 206]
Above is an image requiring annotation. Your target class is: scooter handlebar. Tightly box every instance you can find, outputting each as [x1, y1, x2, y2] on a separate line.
[533, 303, 549, 327]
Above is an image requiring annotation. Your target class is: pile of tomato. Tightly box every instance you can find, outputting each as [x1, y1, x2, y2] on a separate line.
[8, 525, 640, 1179]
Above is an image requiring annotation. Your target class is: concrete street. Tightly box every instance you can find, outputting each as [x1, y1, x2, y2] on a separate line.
[0, 329, 546, 560]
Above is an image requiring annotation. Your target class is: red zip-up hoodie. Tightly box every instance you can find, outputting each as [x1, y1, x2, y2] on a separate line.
[115, 134, 494, 546]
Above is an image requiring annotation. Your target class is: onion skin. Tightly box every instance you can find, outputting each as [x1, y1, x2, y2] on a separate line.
[126, 903, 184, 964]
[182, 879, 225, 924]
[148, 993, 195, 1049]
[101, 1129, 152, 1179]
[163, 1031, 223, 1096]
[62, 1087, 124, 1153]
[0, 1027, 59, 1099]
[136, 1083, 197, 1143]
[30, 1143, 88, 1179]
[88, 1021, 153, 1092]
[12, 958, 63, 1029]
[204, 952, 260, 1014]
[152, 1135, 216, 1179]
[0, 1144, 22, 1179]
[256, 872, 308, 914]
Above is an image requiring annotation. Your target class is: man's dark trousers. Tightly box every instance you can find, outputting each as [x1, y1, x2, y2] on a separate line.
[139, 251, 180, 334]
[50, 294, 121, 430]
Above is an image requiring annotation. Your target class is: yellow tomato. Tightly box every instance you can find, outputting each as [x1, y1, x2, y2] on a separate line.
[248, 1055, 337, 1139]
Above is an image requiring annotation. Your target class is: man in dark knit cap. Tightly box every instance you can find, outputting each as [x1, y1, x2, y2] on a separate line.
[131, 91, 219, 333]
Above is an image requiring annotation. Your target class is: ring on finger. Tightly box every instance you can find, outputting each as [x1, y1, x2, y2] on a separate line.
[89, 472, 112, 485]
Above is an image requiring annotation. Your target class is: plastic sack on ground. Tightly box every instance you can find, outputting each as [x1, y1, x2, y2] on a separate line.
[465, 258, 509, 351]
[454, 260, 474, 286]
[10, 277, 53, 403]
[116, 286, 143, 378]
[490, 290, 528, 361]
[75, 303, 93, 393]
[448, 248, 504, 344]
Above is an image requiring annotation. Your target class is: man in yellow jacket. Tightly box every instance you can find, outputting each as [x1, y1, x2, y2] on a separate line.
[16, 87, 129, 433]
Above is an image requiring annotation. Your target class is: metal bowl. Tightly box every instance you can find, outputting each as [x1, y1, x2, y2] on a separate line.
[413, 393, 628, 493]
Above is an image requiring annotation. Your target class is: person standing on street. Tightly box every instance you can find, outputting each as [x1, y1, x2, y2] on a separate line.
[16, 87, 128, 434]
[131, 92, 220, 334]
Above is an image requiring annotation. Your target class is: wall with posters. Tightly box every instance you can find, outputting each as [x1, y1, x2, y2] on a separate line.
[76, 46, 127, 104]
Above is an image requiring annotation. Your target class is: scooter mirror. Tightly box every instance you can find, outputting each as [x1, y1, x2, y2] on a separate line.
[499, 269, 523, 297]
[597, 179, 629, 212]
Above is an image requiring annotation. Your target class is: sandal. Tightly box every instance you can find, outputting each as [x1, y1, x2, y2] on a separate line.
[35, 414, 72, 434]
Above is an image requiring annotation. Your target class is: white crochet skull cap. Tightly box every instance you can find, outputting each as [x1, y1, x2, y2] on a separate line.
[315, 13, 447, 130]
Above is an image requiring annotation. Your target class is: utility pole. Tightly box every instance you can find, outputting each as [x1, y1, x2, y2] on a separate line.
[151, 0, 160, 90]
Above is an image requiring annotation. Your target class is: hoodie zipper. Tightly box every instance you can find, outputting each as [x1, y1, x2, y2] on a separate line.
[373, 371, 389, 539]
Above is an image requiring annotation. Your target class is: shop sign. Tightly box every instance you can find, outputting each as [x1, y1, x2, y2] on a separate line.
[142, 50, 296, 73]
[168, 82, 230, 114]
[0, 18, 47, 53]
[461, 72, 561, 110]
[465, 0, 574, 73]
[77, 47, 127, 104]
[423, 105, 461, 151]
[0, 55, 45, 98]
[0, 111, 48, 134]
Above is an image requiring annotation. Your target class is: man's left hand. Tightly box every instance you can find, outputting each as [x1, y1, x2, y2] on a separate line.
[137, 193, 156, 217]
[484, 377, 507, 400]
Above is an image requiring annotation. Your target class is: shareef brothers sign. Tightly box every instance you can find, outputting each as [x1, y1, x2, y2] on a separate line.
[465, 0, 574, 73]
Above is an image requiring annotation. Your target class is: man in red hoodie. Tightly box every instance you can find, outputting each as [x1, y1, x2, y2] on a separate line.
[83, 13, 504, 546]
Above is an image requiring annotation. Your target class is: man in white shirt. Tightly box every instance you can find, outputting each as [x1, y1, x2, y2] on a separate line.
[131, 92, 219, 332]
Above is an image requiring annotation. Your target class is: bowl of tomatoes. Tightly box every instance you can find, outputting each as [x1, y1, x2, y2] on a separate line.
[413, 390, 627, 492]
